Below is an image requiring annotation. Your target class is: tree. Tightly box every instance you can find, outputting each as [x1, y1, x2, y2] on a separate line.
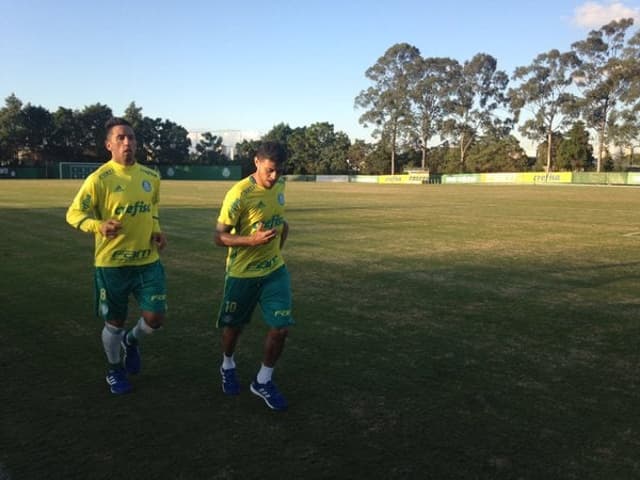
[123, 101, 147, 163]
[286, 127, 311, 174]
[556, 121, 595, 170]
[622, 26, 640, 109]
[262, 123, 295, 172]
[606, 109, 639, 165]
[123, 101, 144, 127]
[262, 122, 294, 147]
[509, 49, 581, 172]
[347, 140, 372, 173]
[407, 56, 458, 169]
[535, 131, 564, 171]
[0, 94, 24, 163]
[320, 129, 351, 174]
[194, 132, 227, 164]
[571, 18, 635, 171]
[466, 134, 529, 172]
[49, 107, 84, 161]
[611, 26, 640, 163]
[77, 103, 113, 161]
[287, 122, 350, 174]
[355, 43, 421, 174]
[441, 53, 511, 171]
[234, 138, 261, 177]
[146, 118, 190, 164]
[359, 141, 393, 175]
[20, 104, 53, 153]
[437, 143, 465, 174]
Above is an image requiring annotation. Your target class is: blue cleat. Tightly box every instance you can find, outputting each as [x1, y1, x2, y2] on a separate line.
[106, 368, 132, 395]
[250, 379, 288, 411]
[220, 367, 240, 395]
[122, 336, 141, 375]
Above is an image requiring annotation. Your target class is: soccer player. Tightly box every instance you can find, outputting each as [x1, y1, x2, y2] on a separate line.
[214, 141, 294, 411]
[66, 117, 167, 395]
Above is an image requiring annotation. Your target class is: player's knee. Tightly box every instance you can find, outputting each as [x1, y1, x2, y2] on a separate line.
[143, 313, 164, 330]
[271, 327, 288, 340]
[107, 319, 125, 329]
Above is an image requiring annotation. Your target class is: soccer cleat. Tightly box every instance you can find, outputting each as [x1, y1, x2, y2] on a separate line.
[122, 336, 141, 375]
[250, 379, 288, 411]
[105, 368, 132, 395]
[220, 367, 240, 395]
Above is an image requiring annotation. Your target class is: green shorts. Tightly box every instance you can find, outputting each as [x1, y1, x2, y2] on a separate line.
[217, 265, 294, 329]
[95, 260, 167, 322]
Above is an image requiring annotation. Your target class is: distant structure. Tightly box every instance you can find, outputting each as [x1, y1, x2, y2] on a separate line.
[187, 129, 263, 160]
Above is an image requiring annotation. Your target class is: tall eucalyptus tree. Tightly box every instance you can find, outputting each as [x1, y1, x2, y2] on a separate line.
[355, 43, 421, 174]
[407, 56, 458, 169]
[441, 53, 510, 171]
[509, 49, 581, 172]
[571, 18, 635, 171]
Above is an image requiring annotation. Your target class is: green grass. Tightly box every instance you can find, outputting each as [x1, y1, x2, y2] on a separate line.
[1, 180, 639, 479]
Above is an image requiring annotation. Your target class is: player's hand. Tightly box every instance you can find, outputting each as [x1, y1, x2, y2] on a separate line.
[252, 223, 277, 245]
[100, 219, 122, 239]
[152, 232, 167, 251]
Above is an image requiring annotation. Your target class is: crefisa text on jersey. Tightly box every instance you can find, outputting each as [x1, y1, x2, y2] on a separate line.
[114, 201, 151, 216]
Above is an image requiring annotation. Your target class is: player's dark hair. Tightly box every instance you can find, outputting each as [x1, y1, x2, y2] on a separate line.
[105, 117, 133, 136]
[256, 141, 287, 165]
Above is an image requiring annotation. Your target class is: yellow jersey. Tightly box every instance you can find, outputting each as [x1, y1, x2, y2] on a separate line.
[218, 176, 287, 278]
[66, 160, 162, 267]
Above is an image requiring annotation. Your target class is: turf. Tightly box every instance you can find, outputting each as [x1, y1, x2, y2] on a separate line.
[0, 180, 639, 479]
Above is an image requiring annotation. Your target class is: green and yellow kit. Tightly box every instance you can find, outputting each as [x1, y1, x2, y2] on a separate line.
[217, 175, 287, 278]
[66, 160, 162, 267]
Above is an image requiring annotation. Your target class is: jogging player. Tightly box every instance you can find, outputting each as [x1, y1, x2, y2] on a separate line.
[214, 141, 294, 411]
[66, 117, 167, 395]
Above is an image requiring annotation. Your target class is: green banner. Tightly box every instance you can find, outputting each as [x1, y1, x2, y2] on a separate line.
[572, 172, 628, 185]
[627, 173, 640, 185]
[155, 165, 241, 180]
[572, 172, 606, 184]
[606, 172, 628, 185]
[0, 167, 46, 178]
[442, 174, 480, 184]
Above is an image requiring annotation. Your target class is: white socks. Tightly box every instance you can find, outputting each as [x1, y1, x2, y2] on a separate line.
[221, 357, 274, 384]
[222, 354, 236, 370]
[125, 317, 154, 345]
[103, 318, 155, 367]
[256, 364, 274, 384]
[101, 323, 124, 366]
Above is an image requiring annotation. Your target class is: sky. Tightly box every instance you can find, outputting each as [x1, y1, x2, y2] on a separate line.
[1, 0, 639, 146]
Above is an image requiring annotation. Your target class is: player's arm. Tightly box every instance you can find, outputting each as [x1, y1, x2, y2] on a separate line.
[214, 222, 277, 247]
[66, 179, 121, 238]
[150, 180, 167, 250]
[151, 231, 167, 251]
[280, 221, 289, 249]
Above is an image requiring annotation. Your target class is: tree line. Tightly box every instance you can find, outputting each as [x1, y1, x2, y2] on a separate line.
[0, 99, 228, 167]
[1, 19, 638, 175]
[355, 18, 640, 174]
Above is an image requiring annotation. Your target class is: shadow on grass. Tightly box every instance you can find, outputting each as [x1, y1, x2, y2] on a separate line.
[1, 207, 639, 479]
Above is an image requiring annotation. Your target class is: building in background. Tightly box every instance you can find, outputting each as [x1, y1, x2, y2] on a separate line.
[187, 129, 263, 160]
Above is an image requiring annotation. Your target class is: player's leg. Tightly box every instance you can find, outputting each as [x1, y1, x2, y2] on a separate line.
[216, 275, 259, 395]
[250, 266, 294, 411]
[262, 327, 289, 369]
[222, 325, 242, 361]
[125, 261, 167, 375]
[219, 325, 242, 395]
[95, 267, 132, 395]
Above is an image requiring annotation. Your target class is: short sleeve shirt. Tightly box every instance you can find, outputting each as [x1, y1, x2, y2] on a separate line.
[218, 176, 287, 278]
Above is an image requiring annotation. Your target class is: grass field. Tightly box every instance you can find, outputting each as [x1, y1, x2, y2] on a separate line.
[1, 179, 639, 479]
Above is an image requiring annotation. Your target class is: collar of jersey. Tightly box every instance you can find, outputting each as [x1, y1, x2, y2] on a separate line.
[109, 159, 138, 172]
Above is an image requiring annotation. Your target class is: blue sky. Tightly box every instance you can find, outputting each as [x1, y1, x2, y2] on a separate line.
[1, 0, 639, 144]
